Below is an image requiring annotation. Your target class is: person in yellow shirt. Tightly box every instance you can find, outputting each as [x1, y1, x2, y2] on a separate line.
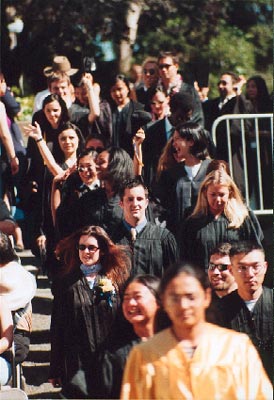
[121, 262, 272, 400]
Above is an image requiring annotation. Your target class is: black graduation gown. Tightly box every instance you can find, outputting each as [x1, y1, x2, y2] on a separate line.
[50, 269, 122, 398]
[218, 287, 273, 380]
[155, 159, 211, 237]
[111, 221, 179, 277]
[179, 211, 264, 270]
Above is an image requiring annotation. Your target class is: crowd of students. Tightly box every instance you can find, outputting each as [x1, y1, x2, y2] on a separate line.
[0, 51, 272, 398]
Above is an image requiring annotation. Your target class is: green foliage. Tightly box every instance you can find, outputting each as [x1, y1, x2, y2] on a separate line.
[2, 0, 272, 95]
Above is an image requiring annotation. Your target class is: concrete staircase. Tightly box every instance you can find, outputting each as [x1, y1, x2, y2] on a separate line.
[19, 250, 61, 399]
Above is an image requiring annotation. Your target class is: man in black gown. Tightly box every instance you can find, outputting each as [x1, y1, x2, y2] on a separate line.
[111, 178, 178, 277]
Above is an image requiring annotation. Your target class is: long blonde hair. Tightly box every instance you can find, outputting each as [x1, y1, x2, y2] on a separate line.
[192, 170, 248, 228]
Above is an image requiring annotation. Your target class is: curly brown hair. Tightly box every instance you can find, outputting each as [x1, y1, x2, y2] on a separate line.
[55, 225, 131, 290]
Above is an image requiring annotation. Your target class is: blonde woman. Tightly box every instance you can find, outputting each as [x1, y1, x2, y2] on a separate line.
[179, 170, 263, 269]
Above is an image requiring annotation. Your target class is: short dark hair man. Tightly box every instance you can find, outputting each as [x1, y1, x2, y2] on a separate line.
[218, 241, 272, 379]
[111, 178, 178, 277]
[208, 242, 237, 298]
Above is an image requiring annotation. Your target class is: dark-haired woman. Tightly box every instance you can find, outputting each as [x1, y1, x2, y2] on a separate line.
[92, 274, 160, 399]
[109, 74, 144, 157]
[121, 263, 272, 399]
[49, 225, 131, 399]
[24, 121, 85, 275]
[155, 122, 212, 237]
[23, 94, 69, 252]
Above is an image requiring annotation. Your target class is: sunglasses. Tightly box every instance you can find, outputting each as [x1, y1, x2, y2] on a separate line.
[78, 166, 94, 173]
[218, 80, 229, 86]
[78, 244, 99, 252]
[159, 64, 173, 70]
[86, 146, 104, 153]
[143, 68, 156, 75]
[208, 263, 228, 272]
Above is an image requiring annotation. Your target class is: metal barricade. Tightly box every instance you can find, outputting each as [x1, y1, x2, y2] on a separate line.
[211, 113, 273, 215]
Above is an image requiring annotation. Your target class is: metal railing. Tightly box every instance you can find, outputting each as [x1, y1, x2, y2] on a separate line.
[211, 113, 273, 215]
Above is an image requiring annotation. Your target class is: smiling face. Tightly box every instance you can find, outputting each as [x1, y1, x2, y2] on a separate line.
[43, 100, 62, 128]
[229, 250, 267, 300]
[49, 78, 70, 98]
[208, 253, 235, 294]
[206, 183, 230, 216]
[120, 185, 148, 226]
[77, 155, 97, 185]
[172, 130, 193, 161]
[78, 235, 101, 266]
[110, 79, 129, 107]
[122, 281, 158, 327]
[163, 273, 211, 331]
[218, 74, 235, 99]
[58, 128, 79, 156]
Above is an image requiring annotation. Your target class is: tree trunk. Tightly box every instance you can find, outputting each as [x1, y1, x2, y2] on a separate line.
[119, 0, 143, 74]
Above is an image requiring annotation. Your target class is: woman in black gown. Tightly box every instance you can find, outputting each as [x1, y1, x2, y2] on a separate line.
[179, 169, 263, 269]
[49, 225, 131, 398]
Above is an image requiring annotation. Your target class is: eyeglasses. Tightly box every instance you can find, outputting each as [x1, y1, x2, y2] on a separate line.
[208, 263, 229, 272]
[86, 146, 104, 153]
[237, 265, 264, 274]
[143, 68, 156, 75]
[78, 244, 99, 252]
[78, 166, 94, 173]
[159, 64, 173, 70]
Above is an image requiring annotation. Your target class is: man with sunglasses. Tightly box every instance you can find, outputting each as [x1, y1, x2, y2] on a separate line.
[157, 51, 204, 127]
[135, 58, 159, 112]
[208, 242, 237, 299]
[217, 241, 272, 380]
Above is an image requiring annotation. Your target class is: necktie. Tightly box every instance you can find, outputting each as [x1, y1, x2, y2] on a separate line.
[130, 227, 137, 242]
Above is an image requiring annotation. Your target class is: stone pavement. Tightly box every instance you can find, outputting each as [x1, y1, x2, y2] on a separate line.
[19, 249, 61, 399]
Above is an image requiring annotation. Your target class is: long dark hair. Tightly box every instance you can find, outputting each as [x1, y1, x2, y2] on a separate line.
[174, 122, 209, 160]
[101, 147, 134, 194]
[55, 225, 131, 289]
[0, 232, 18, 264]
[42, 94, 69, 123]
[53, 121, 85, 164]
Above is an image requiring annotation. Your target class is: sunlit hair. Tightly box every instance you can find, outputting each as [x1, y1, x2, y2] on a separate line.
[206, 159, 231, 176]
[77, 149, 98, 166]
[209, 242, 232, 257]
[119, 177, 149, 200]
[123, 274, 161, 304]
[55, 225, 131, 289]
[191, 170, 248, 228]
[158, 51, 179, 65]
[159, 262, 211, 297]
[174, 122, 209, 160]
[47, 72, 71, 87]
[229, 240, 264, 258]
[101, 147, 134, 194]
[156, 137, 177, 180]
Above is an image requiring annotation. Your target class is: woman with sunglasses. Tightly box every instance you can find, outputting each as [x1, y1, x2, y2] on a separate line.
[49, 225, 131, 399]
[121, 263, 272, 399]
